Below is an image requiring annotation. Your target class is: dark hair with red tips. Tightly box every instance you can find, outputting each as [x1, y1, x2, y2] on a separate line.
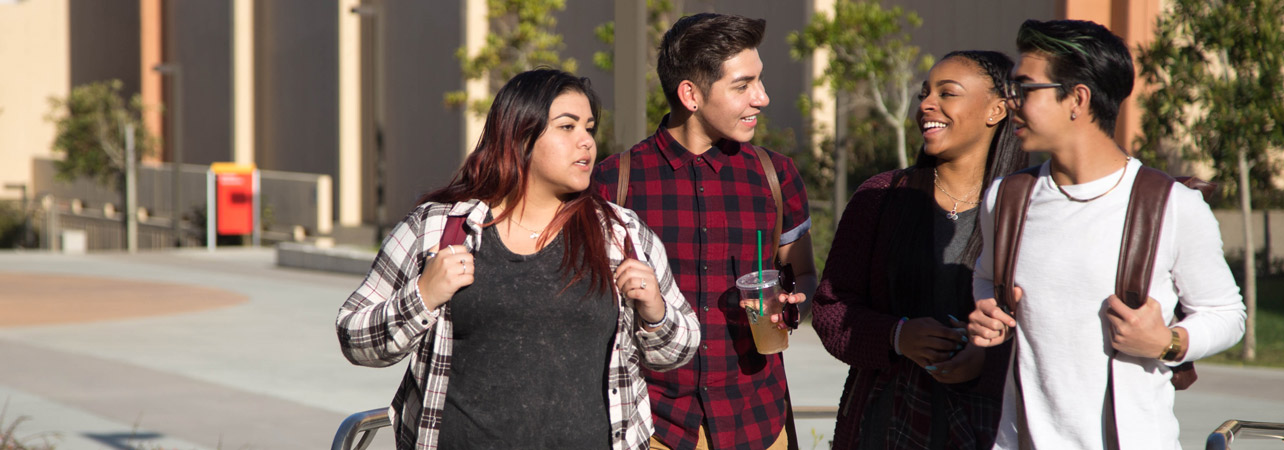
[419, 69, 621, 296]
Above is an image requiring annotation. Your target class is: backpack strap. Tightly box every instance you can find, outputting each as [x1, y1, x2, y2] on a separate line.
[1116, 167, 1175, 308]
[440, 215, 468, 248]
[753, 147, 785, 263]
[992, 166, 1040, 313]
[615, 152, 631, 207]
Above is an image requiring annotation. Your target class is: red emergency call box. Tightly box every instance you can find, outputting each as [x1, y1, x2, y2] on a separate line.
[210, 163, 257, 236]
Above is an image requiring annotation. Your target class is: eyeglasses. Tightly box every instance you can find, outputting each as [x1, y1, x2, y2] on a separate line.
[1004, 82, 1062, 109]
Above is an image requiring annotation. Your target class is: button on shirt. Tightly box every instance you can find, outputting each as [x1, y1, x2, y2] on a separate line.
[593, 121, 811, 450]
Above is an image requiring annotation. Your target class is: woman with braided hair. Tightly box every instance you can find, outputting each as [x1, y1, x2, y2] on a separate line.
[812, 50, 1028, 449]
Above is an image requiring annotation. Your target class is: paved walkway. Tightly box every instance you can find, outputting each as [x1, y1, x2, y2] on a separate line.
[0, 249, 1280, 449]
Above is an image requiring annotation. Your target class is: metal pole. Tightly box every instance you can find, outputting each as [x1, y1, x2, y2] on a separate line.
[207, 170, 216, 251]
[252, 169, 261, 247]
[125, 123, 138, 253]
[172, 66, 184, 246]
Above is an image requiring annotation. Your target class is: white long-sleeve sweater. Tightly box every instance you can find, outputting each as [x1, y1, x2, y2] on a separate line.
[973, 159, 1245, 449]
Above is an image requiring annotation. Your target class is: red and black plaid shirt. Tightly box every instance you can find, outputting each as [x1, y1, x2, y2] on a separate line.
[593, 120, 811, 450]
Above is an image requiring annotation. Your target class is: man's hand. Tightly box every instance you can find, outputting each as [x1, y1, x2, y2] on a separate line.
[968, 286, 1022, 347]
[1105, 295, 1177, 359]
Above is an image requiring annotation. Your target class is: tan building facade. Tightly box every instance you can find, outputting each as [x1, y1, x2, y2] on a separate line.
[1, 0, 1167, 241]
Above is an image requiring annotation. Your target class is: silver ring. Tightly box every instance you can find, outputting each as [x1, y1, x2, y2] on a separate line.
[640, 281, 646, 290]
[459, 259, 465, 266]
[448, 246, 457, 255]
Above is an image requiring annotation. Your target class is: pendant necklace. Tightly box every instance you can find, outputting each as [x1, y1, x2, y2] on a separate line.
[933, 167, 980, 221]
[510, 218, 542, 240]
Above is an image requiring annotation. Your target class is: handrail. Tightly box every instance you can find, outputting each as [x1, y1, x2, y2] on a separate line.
[330, 404, 837, 449]
[331, 408, 391, 450]
[1206, 419, 1284, 450]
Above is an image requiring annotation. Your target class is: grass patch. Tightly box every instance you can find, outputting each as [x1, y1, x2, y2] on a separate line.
[1201, 276, 1284, 368]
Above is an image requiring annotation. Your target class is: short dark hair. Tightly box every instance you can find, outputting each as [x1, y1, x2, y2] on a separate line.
[657, 13, 766, 110]
[1016, 19, 1134, 135]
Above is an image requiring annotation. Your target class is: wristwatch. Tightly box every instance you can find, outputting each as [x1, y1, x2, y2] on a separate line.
[1160, 328, 1183, 362]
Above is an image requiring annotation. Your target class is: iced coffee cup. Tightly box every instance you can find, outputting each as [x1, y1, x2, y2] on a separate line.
[736, 269, 789, 354]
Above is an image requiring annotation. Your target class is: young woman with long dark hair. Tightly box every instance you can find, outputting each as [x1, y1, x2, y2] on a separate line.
[337, 69, 700, 450]
[812, 51, 1028, 449]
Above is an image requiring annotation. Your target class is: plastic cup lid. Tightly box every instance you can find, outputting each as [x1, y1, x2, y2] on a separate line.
[736, 270, 780, 290]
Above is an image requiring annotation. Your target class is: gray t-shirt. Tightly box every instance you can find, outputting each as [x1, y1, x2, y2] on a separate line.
[439, 223, 618, 449]
[933, 205, 979, 319]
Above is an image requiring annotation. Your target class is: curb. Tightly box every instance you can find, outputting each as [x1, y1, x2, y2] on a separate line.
[275, 242, 375, 275]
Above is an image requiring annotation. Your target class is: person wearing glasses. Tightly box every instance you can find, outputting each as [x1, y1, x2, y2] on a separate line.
[337, 69, 700, 450]
[967, 20, 1244, 448]
[812, 50, 1027, 449]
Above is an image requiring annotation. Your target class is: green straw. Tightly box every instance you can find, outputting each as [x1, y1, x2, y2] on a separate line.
[757, 230, 763, 313]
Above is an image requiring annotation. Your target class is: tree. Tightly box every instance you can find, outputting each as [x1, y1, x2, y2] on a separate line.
[444, 0, 579, 117]
[788, 0, 932, 220]
[47, 79, 152, 188]
[1134, 0, 1284, 361]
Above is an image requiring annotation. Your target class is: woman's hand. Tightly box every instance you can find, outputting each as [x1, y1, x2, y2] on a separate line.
[899, 317, 967, 368]
[615, 259, 665, 328]
[926, 316, 986, 384]
[416, 244, 475, 310]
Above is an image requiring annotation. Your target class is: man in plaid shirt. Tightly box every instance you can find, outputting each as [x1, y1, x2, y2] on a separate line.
[594, 13, 816, 450]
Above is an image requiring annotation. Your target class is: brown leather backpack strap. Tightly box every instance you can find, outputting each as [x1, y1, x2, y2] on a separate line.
[440, 215, 468, 248]
[1116, 167, 1175, 309]
[615, 151, 631, 206]
[753, 147, 784, 262]
[992, 166, 1040, 313]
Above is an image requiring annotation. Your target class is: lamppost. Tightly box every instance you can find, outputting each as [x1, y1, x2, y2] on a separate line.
[153, 63, 183, 246]
[3, 183, 28, 248]
[351, 2, 386, 243]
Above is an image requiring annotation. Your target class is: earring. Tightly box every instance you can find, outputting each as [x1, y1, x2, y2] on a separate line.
[988, 117, 995, 123]
[1071, 112, 1077, 120]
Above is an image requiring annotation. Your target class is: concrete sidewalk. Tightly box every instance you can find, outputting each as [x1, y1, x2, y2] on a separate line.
[0, 249, 1280, 449]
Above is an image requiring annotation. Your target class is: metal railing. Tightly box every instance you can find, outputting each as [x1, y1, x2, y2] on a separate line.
[332, 408, 390, 450]
[1206, 419, 1284, 450]
[330, 405, 838, 450]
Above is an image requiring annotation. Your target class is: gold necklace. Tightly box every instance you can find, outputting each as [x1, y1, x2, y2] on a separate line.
[932, 168, 980, 221]
[1053, 157, 1131, 203]
[509, 218, 542, 240]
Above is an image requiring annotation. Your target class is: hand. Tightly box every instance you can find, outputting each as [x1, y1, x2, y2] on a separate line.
[417, 244, 475, 310]
[1105, 295, 1173, 359]
[615, 259, 664, 327]
[968, 286, 1022, 347]
[899, 317, 967, 368]
[926, 316, 985, 384]
[738, 291, 806, 330]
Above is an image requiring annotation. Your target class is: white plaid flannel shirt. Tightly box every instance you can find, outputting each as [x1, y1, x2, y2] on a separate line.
[337, 199, 700, 449]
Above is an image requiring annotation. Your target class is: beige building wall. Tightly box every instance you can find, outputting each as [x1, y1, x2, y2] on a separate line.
[0, 0, 70, 200]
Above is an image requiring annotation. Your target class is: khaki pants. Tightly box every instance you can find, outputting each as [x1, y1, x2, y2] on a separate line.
[648, 425, 788, 450]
